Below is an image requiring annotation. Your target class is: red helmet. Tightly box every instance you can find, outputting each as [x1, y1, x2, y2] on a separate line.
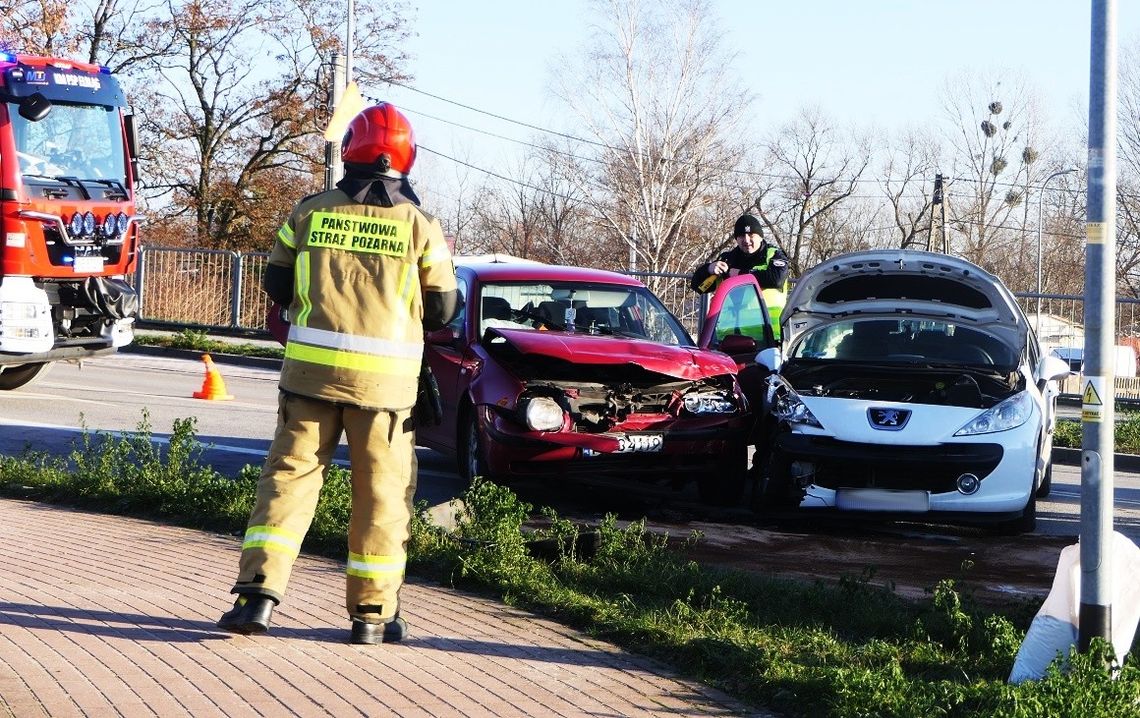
[341, 102, 417, 174]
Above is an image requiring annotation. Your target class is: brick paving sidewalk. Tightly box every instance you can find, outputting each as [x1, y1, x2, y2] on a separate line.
[0, 499, 771, 717]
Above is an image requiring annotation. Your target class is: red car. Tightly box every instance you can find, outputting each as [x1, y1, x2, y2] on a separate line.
[417, 257, 757, 504]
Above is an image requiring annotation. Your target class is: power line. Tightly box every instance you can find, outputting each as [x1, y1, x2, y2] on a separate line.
[374, 81, 1104, 196]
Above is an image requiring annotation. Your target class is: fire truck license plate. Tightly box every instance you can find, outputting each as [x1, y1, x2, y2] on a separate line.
[73, 256, 105, 273]
[614, 433, 663, 453]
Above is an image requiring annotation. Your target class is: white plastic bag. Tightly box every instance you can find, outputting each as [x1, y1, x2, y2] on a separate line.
[1009, 531, 1140, 684]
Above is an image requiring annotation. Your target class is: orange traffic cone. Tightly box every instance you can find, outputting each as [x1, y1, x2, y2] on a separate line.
[192, 353, 234, 401]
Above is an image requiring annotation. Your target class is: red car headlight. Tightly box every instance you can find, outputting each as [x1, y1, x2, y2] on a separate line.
[522, 396, 565, 431]
[682, 390, 737, 414]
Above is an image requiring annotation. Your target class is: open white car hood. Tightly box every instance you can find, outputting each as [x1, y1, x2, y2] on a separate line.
[781, 250, 1027, 357]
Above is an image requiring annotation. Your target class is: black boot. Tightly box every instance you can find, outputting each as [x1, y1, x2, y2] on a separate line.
[350, 613, 407, 645]
[217, 594, 275, 635]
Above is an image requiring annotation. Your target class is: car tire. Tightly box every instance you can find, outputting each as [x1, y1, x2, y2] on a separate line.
[698, 443, 747, 506]
[1036, 461, 1053, 499]
[750, 448, 798, 513]
[0, 362, 51, 390]
[458, 406, 491, 485]
[994, 493, 1037, 535]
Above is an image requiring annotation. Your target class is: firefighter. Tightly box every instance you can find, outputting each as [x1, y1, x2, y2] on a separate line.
[217, 102, 458, 645]
[690, 213, 790, 339]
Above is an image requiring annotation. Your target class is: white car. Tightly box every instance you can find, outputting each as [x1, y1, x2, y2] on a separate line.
[752, 249, 1072, 533]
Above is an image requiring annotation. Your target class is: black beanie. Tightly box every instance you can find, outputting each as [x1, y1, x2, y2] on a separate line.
[733, 214, 763, 237]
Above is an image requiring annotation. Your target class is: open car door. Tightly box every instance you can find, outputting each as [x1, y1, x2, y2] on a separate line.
[698, 274, 777, 393]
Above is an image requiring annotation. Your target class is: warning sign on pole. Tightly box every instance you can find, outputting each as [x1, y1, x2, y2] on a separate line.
[1081, 376, 1105, 423]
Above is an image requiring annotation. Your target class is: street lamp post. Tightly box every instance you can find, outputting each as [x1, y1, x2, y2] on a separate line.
[1036, 168, 1078, 333]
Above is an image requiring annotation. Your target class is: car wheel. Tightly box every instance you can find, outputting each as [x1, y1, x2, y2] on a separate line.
[458, 407, 491, 484]
[698, 443, 747, 506]
[1036, 461, 1053, 499]
[750, 447, 798, 513]
[0, 362, 51, 390]
[994, 493, 1037, 535]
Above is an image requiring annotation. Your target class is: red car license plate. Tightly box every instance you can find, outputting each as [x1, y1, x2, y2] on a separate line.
[614, 433, 664, 453]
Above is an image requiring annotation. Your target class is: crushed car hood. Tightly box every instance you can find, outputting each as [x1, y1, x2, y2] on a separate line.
[782, 249, 1027, 355]
[483, 327, 737, 380]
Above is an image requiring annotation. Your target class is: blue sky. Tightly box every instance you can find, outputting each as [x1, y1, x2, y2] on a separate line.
[368, 1, 1139, 187]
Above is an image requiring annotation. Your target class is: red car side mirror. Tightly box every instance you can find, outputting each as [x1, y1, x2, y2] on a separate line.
[718, 333, 757, 354]
[267, 302, 289, 346]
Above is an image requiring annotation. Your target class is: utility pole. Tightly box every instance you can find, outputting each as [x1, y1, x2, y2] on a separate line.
[1080, 0, 1116, 653]
[927, 174, 945, 252]
[324, 53, 346, 191]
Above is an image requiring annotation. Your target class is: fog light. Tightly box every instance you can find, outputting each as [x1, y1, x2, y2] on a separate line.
[956, 473, 980, 495]
[789, 460, 815, 487]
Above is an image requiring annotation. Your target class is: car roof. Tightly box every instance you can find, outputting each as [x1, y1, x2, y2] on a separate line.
[456, 258, 643, 287]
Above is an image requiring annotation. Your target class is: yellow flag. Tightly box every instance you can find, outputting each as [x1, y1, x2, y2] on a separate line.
[324, 81, 367, 141]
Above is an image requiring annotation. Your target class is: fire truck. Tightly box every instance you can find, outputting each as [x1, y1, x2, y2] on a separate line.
[0, 53, 140, 389]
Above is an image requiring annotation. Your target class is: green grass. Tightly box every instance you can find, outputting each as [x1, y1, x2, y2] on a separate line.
[1054, 410, 1140, 454]
[0, 415, 1137, 717]
[133, 329, 284, 359]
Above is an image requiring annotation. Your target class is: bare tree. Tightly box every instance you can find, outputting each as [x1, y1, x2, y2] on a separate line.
[880, 127, 943, 249]
[939, 71, 1046, 276]
[462, 150, 599, 266]
[751, 106, 872, 275]
[549, 0, 750, 285]
[1116, 39, 1140, 297]
[133, 0, 411, 250]
[0, 0, 77, 55]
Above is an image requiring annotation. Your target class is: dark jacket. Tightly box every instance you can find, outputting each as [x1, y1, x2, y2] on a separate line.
[690, 243, 790, 294]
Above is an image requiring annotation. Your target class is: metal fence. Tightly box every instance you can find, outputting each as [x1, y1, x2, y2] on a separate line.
[133, 248, 710, 337]
[132, 246, 1140, 350]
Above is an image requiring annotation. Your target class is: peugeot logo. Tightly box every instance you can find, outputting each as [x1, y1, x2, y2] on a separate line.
[868, 407, 911, 431]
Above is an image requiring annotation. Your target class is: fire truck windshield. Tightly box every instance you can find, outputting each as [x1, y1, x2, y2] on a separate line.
[9, 101, 127, 184]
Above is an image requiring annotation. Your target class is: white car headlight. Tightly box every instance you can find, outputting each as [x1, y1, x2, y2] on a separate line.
[523, 396, 564, 431]
[954, 391, 1033, 436]
[772, 388, 823, 428]
[683, 390, 737, 414]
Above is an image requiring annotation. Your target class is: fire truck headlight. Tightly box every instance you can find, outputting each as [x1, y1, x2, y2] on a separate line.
[82, 211, 96, 236]
[68, 213, 85, 238]
[116, 212, 129, 234]
[101, 214, 117, 237]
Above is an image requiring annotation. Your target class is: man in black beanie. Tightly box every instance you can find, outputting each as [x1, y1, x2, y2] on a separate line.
[690, 213, 790, 336]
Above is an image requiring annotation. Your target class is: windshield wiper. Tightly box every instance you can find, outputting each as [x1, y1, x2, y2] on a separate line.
[22, 174, 91, 199]
[89, 178, 128, 199]
[578, 323, 644, 339]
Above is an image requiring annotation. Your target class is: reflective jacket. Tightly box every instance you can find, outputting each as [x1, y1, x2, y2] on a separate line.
[267, 189, 457, 410]
[690, 243, 790, 338]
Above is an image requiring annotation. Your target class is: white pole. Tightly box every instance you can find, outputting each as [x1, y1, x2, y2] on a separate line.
[346, 0, 354, 84]
[1037, 168, 1076, 333]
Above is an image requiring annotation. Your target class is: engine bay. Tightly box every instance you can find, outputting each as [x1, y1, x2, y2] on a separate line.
[781, 360, 1022, 409]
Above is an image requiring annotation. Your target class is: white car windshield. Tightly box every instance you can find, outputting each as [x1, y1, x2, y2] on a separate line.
[791, 318, 1015, 367]
[478, 281, 693, 346]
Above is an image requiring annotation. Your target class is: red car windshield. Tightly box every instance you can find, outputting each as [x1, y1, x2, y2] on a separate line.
[478, 281, 694, 346]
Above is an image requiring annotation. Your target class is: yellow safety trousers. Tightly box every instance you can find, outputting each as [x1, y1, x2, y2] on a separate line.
[232, 392, 417, 623]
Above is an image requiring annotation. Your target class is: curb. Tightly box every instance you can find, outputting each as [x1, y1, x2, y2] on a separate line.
[120, 343, 283, 370]
[1052, 446, 1140, 473]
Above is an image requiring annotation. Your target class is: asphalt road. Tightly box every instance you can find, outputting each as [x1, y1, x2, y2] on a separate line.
[4, 351, 1139, 603]
[0, 352, 466, 507]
